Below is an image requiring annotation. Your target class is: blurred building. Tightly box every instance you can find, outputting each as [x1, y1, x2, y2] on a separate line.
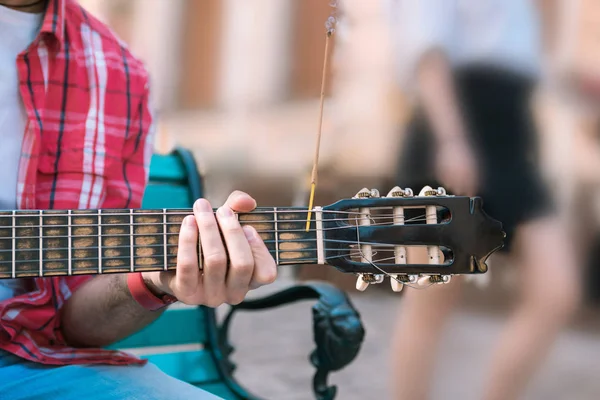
[78, 0, 403, 207]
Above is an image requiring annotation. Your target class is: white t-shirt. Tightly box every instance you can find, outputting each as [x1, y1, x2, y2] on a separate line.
[0, 6, 43, 301]
[385, 0, 542, 90]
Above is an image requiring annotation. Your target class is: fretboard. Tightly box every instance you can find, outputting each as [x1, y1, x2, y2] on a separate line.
[0, 207, 322, 280]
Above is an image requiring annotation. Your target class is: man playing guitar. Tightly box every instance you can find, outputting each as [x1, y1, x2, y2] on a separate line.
[0, 1, 276, 398]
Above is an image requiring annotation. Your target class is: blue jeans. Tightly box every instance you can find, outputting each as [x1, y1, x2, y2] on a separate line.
[0, 350, 221, 399]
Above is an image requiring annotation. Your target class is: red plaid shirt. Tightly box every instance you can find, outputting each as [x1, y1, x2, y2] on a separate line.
[0, 0, 155, 365]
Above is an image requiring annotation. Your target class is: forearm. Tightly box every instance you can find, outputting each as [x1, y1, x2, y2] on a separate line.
[536, 0, 558, 57]
[61, 274, 164, 348]
[416, 50, 467, 144]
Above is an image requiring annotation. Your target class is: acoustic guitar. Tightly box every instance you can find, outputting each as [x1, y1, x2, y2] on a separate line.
[0, 185, 504, 292]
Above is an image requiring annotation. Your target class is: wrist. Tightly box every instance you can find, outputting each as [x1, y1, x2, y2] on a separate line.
[128, 272, 177, 311]
[141, 271, 170, 297]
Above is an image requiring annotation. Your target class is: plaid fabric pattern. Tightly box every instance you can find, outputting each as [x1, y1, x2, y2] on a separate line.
[0, 0, 155, 365]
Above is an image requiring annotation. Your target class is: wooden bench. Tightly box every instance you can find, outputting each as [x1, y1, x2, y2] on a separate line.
[107, 147, 365, 399]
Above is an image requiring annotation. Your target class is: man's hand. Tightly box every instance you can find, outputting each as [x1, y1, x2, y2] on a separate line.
[435, 136, 479, 196]
[142, 191, 277, 307]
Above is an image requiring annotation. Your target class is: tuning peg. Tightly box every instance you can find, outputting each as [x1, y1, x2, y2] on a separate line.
[356, 273, 384, 291]
[356, 275, 369, 291]
[386, 186, 413, 198]
[390, 278, 403, 292]
[418, 185, 435, 196]
[417, 275, 452, 286]
[353, 188, 380, 198]
[390, 274, 417, 292]
[418, 185, 447, 196]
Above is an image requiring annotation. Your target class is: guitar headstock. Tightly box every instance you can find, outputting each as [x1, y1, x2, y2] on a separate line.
[320, 185, 505, 292]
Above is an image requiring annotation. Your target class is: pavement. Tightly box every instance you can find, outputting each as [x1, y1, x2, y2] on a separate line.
[224, 275, 600, 400]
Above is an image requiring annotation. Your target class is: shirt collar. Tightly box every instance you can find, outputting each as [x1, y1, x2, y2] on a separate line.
[39, 0, 66, 46]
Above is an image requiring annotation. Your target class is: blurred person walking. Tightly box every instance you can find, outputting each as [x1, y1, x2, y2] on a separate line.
[385, 1, 581, 399]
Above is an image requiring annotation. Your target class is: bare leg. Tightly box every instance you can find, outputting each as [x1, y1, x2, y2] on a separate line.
[390, 247, 464, 400]
[482, 217, 581, 400]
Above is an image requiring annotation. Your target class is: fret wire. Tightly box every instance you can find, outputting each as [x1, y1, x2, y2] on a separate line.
[11, 210, 15, 279]
[273, 207, 279, 265]
[129, 209, 134, 273]
[98, 210, 102, 275]
[39, 210, 43, 277]
[163, 208, 167, 271]
[68, 210, 72, 276]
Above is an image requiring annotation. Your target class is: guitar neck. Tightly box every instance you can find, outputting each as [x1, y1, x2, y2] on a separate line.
[0, 207, 323, 280]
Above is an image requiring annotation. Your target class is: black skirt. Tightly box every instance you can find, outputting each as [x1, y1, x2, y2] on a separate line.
[396, 65, 554, 252]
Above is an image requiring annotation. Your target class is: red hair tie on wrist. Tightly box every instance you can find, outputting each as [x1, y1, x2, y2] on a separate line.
[127, 272, 177, 311]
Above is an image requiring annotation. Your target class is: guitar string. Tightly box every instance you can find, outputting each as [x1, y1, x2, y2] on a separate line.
[3, 218, 450, 278]
[2, 253, 445, 275]
[0, 207, 442, 218]
[2, 216, 450, 274]
[0, 214, 434, 241]
[1, 208, 450, 281]
[350, 220, 435, 290]
[1, 249, 332, 265]
[0, 222, 432, 238]
[0, 213, 432, 228]
[0, 237, 421, 254]
[0, 213, 432, 235]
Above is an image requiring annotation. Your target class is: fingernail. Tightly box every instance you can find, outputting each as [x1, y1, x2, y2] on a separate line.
[194, 198, 212, 213]
[230, 191, 256, 207]
[230, 190, 244, 201]
[218, 206, 234, 218]
[185, 215, 196, 226]
[242, 225, 256, 241]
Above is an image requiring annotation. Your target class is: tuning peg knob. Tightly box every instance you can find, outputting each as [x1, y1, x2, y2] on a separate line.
[386, 186, 414, 198]
[418, 185, 438, 197]
[354, 188, 380, 198]
[390, 277, 404, 292]
[356, 274, 369, 291]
